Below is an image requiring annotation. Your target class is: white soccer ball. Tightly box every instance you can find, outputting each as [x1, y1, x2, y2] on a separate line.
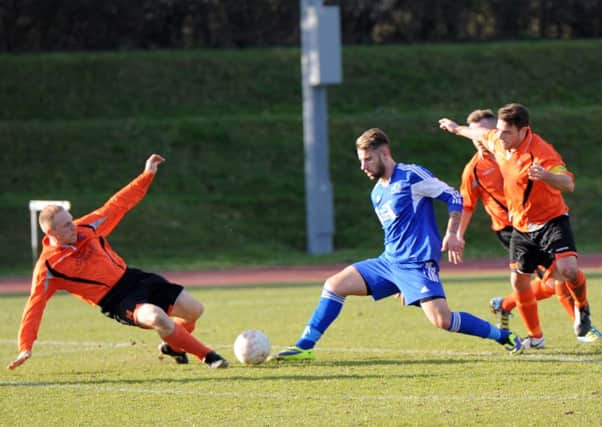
[233, 329, 271, 365]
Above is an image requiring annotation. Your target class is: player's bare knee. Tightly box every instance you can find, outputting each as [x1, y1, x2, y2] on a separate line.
[323, 277, 338, 293]
[556, 265, 578, 283]
[135, 304, 171, 330]
[173, 291, 204, 320]
[195, 301, 205, 318]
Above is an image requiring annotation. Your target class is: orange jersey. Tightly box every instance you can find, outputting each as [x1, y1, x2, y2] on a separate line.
[484, 128, 573, 232]
[460, 152, 511, 231]
[17, 171, 155, 352]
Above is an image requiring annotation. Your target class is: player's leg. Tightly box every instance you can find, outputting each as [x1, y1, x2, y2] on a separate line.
[554, 280, 575, 320]
[135, 302, 227, 368]
[509, 231, 544, 349]
[420, 294, 522, 354]
[488, 227, 517, 329]
[157, 291, 204, 364]
[270, 264, 369, 360]
[541, 216, 592, 338]
[489, 271, 555, 329]
[556, 255, 591, 337]
[126, 270, 227, 368]
[169, 290, 203, 339]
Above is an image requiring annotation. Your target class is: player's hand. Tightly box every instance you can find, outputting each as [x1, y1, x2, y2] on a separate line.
[442, 232, 463, 264]
[438, 118, 460, 134]
[7, 350, 31, 370]
[528, 162, 548, 181]
[145, 154, 166, 174]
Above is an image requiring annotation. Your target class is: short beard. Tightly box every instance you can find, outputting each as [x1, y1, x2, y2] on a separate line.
[372, 160, 386, 179]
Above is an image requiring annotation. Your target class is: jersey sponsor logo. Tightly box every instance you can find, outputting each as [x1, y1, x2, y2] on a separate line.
[375, 201, 397, 225]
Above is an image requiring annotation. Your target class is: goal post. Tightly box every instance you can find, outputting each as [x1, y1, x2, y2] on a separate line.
[29, 200, 71, 263]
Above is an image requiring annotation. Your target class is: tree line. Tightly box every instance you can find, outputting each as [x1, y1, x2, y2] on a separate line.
[1, 0, 601, 52]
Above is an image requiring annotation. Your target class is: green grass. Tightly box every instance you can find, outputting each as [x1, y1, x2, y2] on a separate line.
[1, 272, 601, 426]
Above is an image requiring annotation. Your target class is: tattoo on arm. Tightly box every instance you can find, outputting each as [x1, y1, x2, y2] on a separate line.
[447, 211, 460, 234]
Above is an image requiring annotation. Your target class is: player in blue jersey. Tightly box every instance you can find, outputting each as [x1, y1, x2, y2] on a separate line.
[270, 128, 524, 361]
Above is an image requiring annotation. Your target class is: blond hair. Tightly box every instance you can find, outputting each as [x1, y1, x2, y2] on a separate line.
[356, 128, 390, 150]
[466, 109, 495, 124]
[38, 205, 65, 233]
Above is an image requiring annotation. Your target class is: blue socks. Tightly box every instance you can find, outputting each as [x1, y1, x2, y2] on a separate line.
[447, 312, 510, 344]
[294, 297, 511, 350]
[295, 289, 345, 350]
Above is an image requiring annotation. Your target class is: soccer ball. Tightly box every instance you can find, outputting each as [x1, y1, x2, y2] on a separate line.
[233, 329, 271, 365]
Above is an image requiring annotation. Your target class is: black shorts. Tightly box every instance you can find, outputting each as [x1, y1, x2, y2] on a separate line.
[98, 268, 184, 326]
[510, 215, 577, 274]
[497, 225, 554, 271]
[495, 226, 514, 251]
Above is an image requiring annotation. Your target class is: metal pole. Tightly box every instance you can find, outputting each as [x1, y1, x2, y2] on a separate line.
[300, 0, 334, 254]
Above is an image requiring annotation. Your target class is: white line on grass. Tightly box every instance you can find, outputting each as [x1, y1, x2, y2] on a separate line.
[215, 344, 602, 363]
[2, 339, 599, 363]
[1, 381, 600, 402]
[0, 339, 132, 347]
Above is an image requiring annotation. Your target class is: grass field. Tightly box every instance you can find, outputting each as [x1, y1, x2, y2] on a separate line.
[1, 272, 601, 426]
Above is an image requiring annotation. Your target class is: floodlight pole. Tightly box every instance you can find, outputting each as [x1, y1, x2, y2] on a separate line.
[300, 0, 342, 255]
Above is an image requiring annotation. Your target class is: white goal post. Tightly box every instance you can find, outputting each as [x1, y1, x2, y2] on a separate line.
[29, 200, 71, 263]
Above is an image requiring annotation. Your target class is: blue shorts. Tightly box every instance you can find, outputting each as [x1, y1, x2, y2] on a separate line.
[353, 257, 446, 306]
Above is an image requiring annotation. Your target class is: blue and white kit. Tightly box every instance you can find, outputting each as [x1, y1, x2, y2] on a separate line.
[354, 163, 463, 305]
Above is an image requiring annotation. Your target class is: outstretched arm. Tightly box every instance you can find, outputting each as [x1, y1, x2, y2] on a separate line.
[76, 154, 166, 236]
[439, 118, 490, 142]
[145, 154, 165, 174]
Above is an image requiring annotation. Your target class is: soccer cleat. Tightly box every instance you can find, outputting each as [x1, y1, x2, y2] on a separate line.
[203, 351, 229, 368]
[577, 326, 602, 343]
[159, 343, 189, 364]
[574, 305, 592, 337]
[489, 297, 511, 330]
[521, 336, 545, 350]
[268, 346, 316, 361]
[503, 332, 524, 355]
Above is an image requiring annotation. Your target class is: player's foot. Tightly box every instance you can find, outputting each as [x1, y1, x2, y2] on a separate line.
[574, 305, 592, 337]
[159, 343, 189, 364]
[489, 297, 511, 330]
[521, 335, 545, 350]
[268, 346, 315, 361]
[577, 326, 601, 343]
[503, 332, 524, 355]
[204, 351, 229, 368]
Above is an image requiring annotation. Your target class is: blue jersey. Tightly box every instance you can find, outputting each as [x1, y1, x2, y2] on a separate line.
[371, 163, 463, 265]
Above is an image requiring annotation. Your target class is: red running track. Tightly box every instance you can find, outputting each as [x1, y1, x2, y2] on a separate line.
[1, 254, 601, 295]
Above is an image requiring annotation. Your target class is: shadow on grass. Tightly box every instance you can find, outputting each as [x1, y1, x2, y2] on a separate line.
[1, 371, 441, 388]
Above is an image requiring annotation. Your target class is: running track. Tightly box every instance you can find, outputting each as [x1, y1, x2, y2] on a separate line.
[1, 254, 601, 295]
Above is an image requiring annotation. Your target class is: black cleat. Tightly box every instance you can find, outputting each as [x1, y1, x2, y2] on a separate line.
[574, 305, 592, 337]
[203, 351, 229, 369]
[159, 343, 189, 364]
